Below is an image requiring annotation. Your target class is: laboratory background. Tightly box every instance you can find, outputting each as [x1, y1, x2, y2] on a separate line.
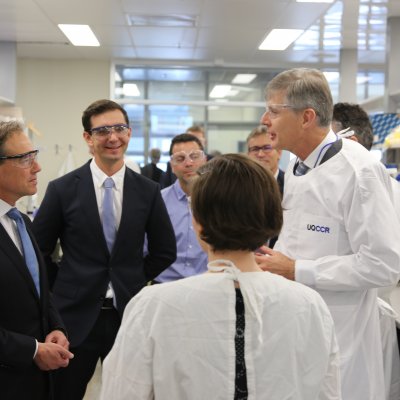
[1, 0, 400, 398]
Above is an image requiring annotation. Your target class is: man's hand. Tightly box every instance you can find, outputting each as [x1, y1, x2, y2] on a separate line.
[255, 245, 296, 281]
[45, 330, 70, 350]
[34, 342, 74, 371]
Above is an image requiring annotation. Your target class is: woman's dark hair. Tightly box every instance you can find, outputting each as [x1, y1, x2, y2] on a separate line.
[191, 153, 283, 252]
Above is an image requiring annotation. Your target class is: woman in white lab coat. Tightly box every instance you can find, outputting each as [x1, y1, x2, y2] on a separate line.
[100, 154, 341, 400]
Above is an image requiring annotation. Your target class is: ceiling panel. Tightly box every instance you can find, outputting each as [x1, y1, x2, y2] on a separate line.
[0, 0, 395, 70]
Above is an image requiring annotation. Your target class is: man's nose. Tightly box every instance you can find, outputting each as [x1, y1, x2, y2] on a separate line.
[260, 112, 271, 126]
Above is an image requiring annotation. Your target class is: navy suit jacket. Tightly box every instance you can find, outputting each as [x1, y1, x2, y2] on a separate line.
[0, 213, 65, 400]
[32, 161, 176, 347]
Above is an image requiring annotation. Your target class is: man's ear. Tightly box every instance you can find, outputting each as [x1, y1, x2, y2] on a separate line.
[192, 216, 209, 253]
[301, 108, 317, 129]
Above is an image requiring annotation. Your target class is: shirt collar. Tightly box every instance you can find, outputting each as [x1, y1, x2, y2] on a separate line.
[90, 159, 126, 191]
[0, 198, 13, 218]
[303, 130, 337, 169]
[172, 179, 188, 201]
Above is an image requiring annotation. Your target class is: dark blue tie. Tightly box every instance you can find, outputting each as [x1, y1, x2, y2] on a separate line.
[7, 208, 40, 296]
[102, 177, 116, 252]
[295, 161, 310, 176]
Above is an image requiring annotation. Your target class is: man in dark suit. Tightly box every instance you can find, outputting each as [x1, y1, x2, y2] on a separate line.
[140, 147, 165, 183]
[32, 99, 176, 399]
[0, 121, 72, 400]
[247, 125, 284, 248]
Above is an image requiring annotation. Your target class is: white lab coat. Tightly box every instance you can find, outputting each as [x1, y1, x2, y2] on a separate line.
[100, 269, 341, 400]
[275, 139, 400, 400]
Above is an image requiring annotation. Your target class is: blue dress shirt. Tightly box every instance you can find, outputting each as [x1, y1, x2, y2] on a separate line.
[155, 180, 208, 282]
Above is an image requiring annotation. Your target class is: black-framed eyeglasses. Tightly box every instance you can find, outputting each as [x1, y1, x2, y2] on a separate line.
[248, 145, 273, 154]
[170, 150, 205, 165]
[89, 124, 130, 138]
[0, 149, 39, 169]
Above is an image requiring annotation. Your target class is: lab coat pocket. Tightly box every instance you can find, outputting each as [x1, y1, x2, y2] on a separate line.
[296, 213, 339, 259]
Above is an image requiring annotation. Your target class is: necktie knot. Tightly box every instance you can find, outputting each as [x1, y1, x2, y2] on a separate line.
[7, 207, 22, 221]
[295, 161, 310, 176]
[103, 177, 115, 189]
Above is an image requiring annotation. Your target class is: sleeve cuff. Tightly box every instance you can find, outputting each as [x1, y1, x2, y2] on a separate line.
[33, 339, 38, 359]
[295, 259, 317, 288]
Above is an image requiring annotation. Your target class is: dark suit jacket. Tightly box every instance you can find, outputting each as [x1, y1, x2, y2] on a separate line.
[0, 213, 65, 400]
[32, 161, 176, 347]
[140, 163, 165, 184]
[269, 169, 285, 249]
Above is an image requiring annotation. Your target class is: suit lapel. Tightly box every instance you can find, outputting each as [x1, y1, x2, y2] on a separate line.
[77, 162, 110, 253]
[112, 168, 137, 255]
[0, 223, 40, 299]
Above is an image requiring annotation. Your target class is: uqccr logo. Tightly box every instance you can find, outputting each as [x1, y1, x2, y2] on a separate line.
[307, 224, 330, 233]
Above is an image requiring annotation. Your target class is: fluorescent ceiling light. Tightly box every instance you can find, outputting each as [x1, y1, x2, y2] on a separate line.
[127, 14, 197, 27]
[296, 0, 334, 3]
[227, 89, 239, 97]
[210, 85, 232, 98]
[58, 24, 100, 46]
[259, 29, 304, 51]
[123, 83, 141, 97]
[232, 74, 257, 84]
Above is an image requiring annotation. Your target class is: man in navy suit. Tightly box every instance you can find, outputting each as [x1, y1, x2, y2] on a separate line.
[33, 99, 176, 399]
[247, 125, 284, 248]
[0, 121, 73, 400]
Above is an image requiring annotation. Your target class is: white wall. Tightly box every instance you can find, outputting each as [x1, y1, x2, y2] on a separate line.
[17, 58, 110, 203]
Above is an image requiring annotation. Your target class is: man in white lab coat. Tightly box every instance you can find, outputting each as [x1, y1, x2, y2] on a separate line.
[256, 68, 400, 400]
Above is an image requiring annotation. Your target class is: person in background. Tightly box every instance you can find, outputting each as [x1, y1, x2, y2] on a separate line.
[186, 125, 213, 161]
[100, 154, 340, 400]
[331, 102, 374, 150]
[154, 134, 208, 283]
[32, 99, 176, 399]
[257, 68, 400, 400]
[161, 125, 213, 189]
[0, 121, 72, 400]
[140, 147, 165, 183]
[247, 125, 284, 194]
[247, 125, 284, 248]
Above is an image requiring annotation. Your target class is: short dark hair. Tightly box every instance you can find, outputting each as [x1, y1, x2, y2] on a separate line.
[82, 99, 129, 132]
[191, 154, 282, 252]
[0, 121, 24, 161]
[332, 102, 373, 150]
[169, 133, 204, 155]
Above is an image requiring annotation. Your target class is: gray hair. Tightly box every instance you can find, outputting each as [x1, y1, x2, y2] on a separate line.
[0, 121, 25, 158]
[265, 68, 333, 127]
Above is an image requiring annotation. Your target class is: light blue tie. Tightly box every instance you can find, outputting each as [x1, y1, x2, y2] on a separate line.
[102, 177, 116, 252]
[295, 161, 310, 176]
[7, 208, 40, 296]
